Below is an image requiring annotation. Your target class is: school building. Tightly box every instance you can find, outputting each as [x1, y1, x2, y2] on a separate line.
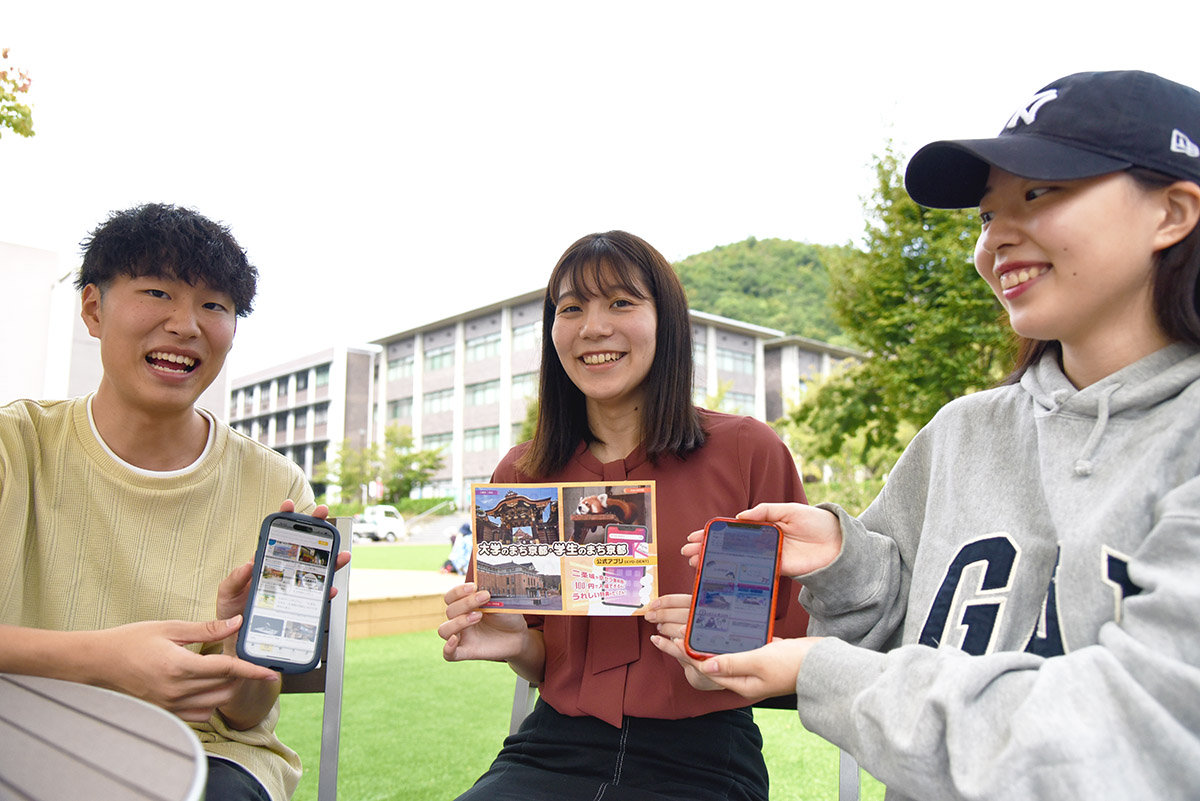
[228, 289, 860, 505]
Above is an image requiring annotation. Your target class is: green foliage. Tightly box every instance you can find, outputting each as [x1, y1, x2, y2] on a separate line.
[674, 237, 848, 343]
[791, 147, 1012, 462]
[394, 496, 457, 516]
[380, 425, 444, 502]
[517, 395, 537, 445]
[314, 425, 444, 505]
[0, 48, 34, 139]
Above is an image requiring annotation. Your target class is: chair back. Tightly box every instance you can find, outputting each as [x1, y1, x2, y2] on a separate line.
[280, 516, 352, 801]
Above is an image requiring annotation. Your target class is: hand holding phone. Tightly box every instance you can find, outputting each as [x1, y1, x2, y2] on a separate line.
[685, 518, 782, 660]
[236, 512, 340, 673]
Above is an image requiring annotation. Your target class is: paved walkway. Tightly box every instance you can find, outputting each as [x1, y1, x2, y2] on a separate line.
[348, 567, 464, 601]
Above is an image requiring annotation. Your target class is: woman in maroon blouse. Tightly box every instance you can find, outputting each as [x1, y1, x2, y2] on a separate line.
[439, 230, 809, 800]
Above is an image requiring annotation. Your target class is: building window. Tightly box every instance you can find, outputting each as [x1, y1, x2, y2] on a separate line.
[312, 444, 327, 466]
[388, 397, 414, 420]
[315, 364, 331, 387]
[295, 370, 309, 391]
[387, 354, 414, 381]
[717, 348, 754, 375]
[425, 343, 454, 371]
[274, 412, 288, 430]
[511, 372, 537, 400]
[423, 431, 453, 451]
[693, 342, 706, 370]
[423, 388, 455, 415]
[258, 381, 271, 399]
[293, 408, 307, 429]
[511, 322, 539, 352]
[466, 380, 499, 406]
[277, 379, 288, 397]
[466, 332, 501, 362]
[464, 426, 499, 452]
[719, 391, 756, 414]
[314, 403, 330, 426]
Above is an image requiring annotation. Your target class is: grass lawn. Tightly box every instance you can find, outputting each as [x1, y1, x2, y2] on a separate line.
[349, 544, 449, 572]
[278, 629, 886, 801]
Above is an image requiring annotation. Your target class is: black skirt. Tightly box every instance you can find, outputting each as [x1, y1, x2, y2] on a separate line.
[455, 699, 769, 801]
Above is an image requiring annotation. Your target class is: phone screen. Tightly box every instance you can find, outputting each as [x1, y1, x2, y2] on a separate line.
[241, 515, 337, 668]
[603, 524, 650, 607]
[687, 519, 781, 657]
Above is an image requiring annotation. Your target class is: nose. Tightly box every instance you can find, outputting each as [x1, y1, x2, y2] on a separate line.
[164, 301, 202, 338]
[579, 304, 612, 339]
[975, 212, 1020, 258]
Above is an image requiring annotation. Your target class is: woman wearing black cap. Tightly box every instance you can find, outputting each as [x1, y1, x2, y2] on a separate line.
[652, 71, 1200, 800]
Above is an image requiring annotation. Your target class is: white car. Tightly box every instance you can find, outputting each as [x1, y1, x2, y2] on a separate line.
[352, 505, 407, 542]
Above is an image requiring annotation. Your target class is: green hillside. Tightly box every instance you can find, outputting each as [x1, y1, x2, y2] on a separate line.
[673, 236, 846, 344]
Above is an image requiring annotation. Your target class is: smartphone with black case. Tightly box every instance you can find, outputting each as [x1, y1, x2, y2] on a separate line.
[685, 518, 782, 659]
[236, 512, 340, 673]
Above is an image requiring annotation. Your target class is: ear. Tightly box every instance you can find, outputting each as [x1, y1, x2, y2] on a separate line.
[598, 493, 609, 505]
[1153, 180, 1200, 251]
[80, 284, 103, 339]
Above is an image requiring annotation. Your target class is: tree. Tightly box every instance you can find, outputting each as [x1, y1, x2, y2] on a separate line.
[674, 237, 848, 343]
[791, 146, 1012, 463]
[314, 439, 380, 505]
[379, 424, 444, 502]
[1, 48, 34, 139]
[314, 425, 444, 505]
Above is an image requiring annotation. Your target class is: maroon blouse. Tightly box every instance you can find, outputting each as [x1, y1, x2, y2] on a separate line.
[490, 409, 809, 727]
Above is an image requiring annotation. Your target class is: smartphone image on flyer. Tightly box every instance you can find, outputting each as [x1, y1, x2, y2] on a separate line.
[602, 524, 651, 608]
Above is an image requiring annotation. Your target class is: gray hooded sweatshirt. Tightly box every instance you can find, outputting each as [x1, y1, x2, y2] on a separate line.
[794, 343, 1200, 800]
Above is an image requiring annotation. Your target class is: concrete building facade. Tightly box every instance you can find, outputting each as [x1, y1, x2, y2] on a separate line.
[227, 292, 860, 506]
[228, 345, 380, 499]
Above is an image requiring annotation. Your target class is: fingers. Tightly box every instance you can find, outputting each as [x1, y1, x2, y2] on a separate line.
[278, 499, 297, 514]
[171, 616, 244, 646]
[645, 594, 692, 639]
[312, 504, 330, 520]
[735, 502, 797, 523]
[443, 583, 490, 620]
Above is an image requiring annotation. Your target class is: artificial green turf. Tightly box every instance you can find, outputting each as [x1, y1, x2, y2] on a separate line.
[278, 629, 885, 801]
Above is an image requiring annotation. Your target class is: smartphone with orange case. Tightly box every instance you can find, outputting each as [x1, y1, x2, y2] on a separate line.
[685, 517, 782, 659]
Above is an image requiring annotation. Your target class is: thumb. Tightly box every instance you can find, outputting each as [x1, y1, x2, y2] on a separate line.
[171, 615, 245, 646]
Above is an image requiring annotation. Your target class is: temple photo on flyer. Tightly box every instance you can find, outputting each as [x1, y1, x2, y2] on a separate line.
[471, 481, 658, 616]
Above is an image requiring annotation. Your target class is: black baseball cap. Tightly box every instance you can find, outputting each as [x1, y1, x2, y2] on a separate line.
[905, 70, 1200, 209]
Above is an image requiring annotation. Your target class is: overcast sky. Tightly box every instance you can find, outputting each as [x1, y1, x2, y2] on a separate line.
[6, 1, 1200, 377]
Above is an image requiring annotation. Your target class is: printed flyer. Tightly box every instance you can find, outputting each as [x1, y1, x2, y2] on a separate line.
[471, 481, 657, 615]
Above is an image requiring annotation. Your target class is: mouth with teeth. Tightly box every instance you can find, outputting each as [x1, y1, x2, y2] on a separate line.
[582, 352, 625, 365]
[998, 265, 1051, 291]
[146, 351, 198, 374]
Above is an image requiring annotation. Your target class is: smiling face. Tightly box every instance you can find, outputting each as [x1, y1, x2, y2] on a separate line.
[974, 167, 1176, 378]
[82, 274, 237, 418]
[551, 265, 658, 413]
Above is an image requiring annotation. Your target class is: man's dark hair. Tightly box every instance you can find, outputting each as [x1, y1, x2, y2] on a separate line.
[75, 203, 258, 317]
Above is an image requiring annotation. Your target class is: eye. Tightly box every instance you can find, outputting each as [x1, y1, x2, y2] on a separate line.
[978, 210, 994, 225]
[1025, 186, 1054, 201]
[612, 298, 634, 308]
[145, 288, 170, 299]
[203, 301, 230, 313]
[556, 302, 582, 315]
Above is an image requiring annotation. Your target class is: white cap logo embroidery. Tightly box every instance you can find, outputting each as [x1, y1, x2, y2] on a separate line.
[1171, 129, 1200, 158]
[1005, 89, 1059, 130]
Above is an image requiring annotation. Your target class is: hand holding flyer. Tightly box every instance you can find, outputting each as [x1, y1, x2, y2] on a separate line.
[471, 481, 658, 615]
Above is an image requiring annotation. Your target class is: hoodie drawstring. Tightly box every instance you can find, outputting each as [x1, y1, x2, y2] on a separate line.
[1073, 384, 1120, 477]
